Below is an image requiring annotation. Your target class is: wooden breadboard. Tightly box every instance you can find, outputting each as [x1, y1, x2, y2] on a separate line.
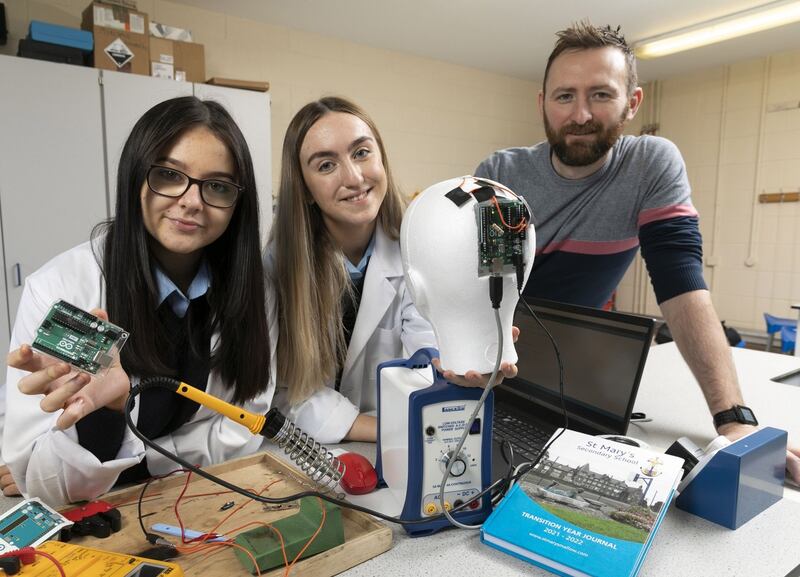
[68, 452, 392, 577]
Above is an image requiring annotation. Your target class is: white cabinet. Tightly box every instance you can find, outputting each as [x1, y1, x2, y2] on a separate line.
[101, 71, 193, 206]
[0, 55, 272, 369]
[0, 56, 108, 359]
[195, 83, 273, 241]
[100, 70, 273, 239]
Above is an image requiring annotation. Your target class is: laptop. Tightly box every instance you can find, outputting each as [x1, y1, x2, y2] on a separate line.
[492, 297, 656, 480]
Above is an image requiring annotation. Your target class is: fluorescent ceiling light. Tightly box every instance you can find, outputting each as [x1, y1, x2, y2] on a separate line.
[634, 0, 800, 58]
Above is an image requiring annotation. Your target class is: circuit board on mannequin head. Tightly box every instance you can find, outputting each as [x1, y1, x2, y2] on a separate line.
[475, 196, 528, 277]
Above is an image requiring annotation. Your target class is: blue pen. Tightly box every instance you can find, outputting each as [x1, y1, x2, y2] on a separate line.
[151, 523, 228, 543]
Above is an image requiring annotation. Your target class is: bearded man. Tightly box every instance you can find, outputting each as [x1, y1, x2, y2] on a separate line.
[475, 21, 799, 483]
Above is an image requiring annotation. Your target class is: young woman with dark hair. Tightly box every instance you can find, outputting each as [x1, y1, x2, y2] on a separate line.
[1, 96, 274, 505]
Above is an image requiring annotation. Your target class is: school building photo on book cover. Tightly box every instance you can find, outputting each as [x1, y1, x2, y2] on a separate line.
[519, 444, 671, 543]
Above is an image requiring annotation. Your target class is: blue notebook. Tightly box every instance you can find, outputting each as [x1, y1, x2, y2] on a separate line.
[481, 429, 683, 577]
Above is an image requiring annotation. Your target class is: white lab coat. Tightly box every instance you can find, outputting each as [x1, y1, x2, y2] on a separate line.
[1, 240, 277, 506]
[273, 224, 436, 443]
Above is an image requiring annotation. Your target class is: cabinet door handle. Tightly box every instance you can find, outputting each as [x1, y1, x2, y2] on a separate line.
[13, 263, 22, 287]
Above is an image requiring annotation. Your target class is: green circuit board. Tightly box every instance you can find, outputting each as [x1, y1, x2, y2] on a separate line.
[0, 498, 72, 551]
[32, 300, 128, 374]
[475, 197, 528, 276]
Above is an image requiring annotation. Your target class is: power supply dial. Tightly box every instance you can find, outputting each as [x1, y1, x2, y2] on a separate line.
[441, 451, 467, 477]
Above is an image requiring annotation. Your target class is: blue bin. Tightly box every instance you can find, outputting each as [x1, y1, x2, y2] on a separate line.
[29, 21, 93, 52]
[763, 313, 796, 352]
[781, 325, 797, 354]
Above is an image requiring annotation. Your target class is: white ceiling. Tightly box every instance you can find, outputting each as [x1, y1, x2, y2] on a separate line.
[170, 0, 800, 82]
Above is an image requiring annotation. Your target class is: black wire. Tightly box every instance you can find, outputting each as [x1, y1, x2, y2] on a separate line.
[501, 292, 570, 483]
[137, 468, 190, 544]
[517, 293, 568, 432]
[124, 388, 501, 527]
[125, 291, 571, 525]
[137, 475, 154, 541]
[500, 438, 515, 470]
[491, 440, 515, 503]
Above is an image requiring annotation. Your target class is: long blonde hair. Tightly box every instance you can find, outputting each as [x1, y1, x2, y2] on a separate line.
[272, 97, 405, 404]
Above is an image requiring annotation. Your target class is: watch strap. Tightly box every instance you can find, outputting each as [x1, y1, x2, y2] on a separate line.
[713, 405, 758, 429]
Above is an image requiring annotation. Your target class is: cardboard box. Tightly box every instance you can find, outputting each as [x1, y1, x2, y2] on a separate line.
[83, 1, 146, 32]
[82, 1, 149, 75]
[102, 0, 138, 9]
[149, 37, 204, 83]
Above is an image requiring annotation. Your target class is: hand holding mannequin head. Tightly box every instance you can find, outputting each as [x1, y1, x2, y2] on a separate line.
[401, 176, 535, 374]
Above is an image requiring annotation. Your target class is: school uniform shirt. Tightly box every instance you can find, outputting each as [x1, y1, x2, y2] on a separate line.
[77, 260, 213, 485]
[270, 224, 436, 444]
[1, 239, 277, 506]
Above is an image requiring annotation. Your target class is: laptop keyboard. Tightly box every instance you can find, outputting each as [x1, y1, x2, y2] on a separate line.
[493, 405, 553, 463]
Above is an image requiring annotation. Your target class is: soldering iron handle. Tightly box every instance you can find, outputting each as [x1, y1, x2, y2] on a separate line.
[136, 377, 266, 436]
[173, 381, 266, 435]
[134, 377, 343, 495]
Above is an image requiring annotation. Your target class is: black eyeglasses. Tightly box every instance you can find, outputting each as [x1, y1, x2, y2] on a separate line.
[147, 165, 242, 209]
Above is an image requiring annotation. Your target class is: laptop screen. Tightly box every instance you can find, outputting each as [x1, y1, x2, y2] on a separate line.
[498, 298, 656, 435]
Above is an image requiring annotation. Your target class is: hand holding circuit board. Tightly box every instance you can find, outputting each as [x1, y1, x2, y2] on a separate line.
[8, 303, 132, 430]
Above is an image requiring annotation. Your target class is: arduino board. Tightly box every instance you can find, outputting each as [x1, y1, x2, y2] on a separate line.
[475, 197, 528, 277]
[32, 300, 128, 375]
[0, 499, 72, 554]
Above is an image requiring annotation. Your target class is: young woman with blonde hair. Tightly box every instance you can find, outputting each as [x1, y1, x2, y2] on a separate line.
[270, 96, 515, 443]
[269, 96, 430, 442]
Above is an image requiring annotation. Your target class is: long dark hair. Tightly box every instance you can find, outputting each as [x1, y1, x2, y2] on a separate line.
[93, 96, 269, 403]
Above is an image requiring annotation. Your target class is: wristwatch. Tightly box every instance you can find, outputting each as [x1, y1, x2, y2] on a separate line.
[713, 405, 758, 429]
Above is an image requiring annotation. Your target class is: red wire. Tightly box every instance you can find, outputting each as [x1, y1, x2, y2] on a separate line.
[492, 196, 527, 231]
[181, 489, 240, 498]
[184, 520, 288, 574]
[33, 549, 67, 577]
[115, 492, 163, 507]
[175, 539, 262, 576]
[195, 480, 283, 543]
[283, 497, 327, 577]
[170, 474, 294, 575]
[163, 472, 326, 576]
[476, 177, 521, 200]
[173, 470, 196, 544]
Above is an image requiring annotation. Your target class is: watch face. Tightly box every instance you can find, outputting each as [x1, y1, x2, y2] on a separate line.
[739, 407, 755, 422]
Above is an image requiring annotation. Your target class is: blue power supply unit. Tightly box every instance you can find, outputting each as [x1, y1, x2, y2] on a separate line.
[376, 348, 494, 537]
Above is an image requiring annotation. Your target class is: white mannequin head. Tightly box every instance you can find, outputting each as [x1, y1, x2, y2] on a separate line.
[401, 176, 536, 374]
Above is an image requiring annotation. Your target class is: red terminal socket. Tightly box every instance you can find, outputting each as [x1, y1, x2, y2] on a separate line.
[60, 500, 121, 540]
